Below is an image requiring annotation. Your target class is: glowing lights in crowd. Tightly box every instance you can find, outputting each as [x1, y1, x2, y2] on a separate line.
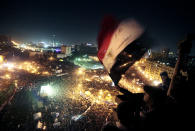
[80, 88, 116, 105]
[0, 61, 50, 79]
[76, 68, 85, 75]
[42, 71, 50, 75]
[152, 80, 161, 86]
[118, 77, 144, 93]
[0, 55, 4, 63]
[100, 75, 112, 82]
[4, 74, 11, 79]
[71, 68, 118, 106]
[134, 59, 162, 86]
[11, 40, 19, 46]
[3, 62, 15, 70]
[48, 56, 55, 61]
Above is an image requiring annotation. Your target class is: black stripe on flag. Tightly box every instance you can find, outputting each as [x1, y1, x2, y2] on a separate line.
[109, 36, 149, 85]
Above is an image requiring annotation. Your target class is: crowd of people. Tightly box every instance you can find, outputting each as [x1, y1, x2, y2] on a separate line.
[0, 65, 121, 131]
[29, 73, 120, 131]
[0, 50, 194, 131]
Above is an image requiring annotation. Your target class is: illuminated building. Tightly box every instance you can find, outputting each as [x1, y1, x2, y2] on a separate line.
[61, 45, 72, 56]
[73, 43, 97, 55]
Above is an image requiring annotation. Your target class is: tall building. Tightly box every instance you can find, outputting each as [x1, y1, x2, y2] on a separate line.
[52, 34, 56, 47]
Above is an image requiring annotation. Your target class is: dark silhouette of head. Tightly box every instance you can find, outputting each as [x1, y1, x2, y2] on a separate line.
[116, 102, 137, 128]
[160, 71, 169, 83]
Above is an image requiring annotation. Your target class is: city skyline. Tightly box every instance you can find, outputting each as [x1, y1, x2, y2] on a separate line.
[0, 0, 195, 54]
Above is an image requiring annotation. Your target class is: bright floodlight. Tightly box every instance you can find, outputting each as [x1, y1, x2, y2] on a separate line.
[3, 62, 14, 69]
[77, 68, 85, 75]
[40, 85, 54, 96]
[152, 80, 161, 86]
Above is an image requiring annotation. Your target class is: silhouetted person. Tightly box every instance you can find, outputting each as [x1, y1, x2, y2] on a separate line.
[140, 85, 178, 131]
[102, 101, 142, 131]
[116, 101, 141, 131]
[159, 71, 171, 92]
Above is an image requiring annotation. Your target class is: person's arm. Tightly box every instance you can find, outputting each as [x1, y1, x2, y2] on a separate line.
[167, 35, 193, 96]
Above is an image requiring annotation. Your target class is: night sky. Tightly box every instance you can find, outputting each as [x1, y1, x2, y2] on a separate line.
[0, 0, 194, 53]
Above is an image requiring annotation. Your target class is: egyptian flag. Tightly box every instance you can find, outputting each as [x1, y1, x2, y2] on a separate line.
[97, 16, 150, 85]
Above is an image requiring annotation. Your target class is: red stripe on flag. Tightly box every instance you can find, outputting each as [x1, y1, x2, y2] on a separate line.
[97, 16, 119, 62]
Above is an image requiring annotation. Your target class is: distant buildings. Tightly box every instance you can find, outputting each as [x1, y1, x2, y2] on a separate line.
[0, 35, 12, 46]
[55, 43, 98, 58]
[148, 49, 177, 67]
[55, 45, 72, 58]
[0, 36, 98, 61]
[73, 43, 97, 56]
[161, 48, 170, 58]
[61, 45, 71, 56]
